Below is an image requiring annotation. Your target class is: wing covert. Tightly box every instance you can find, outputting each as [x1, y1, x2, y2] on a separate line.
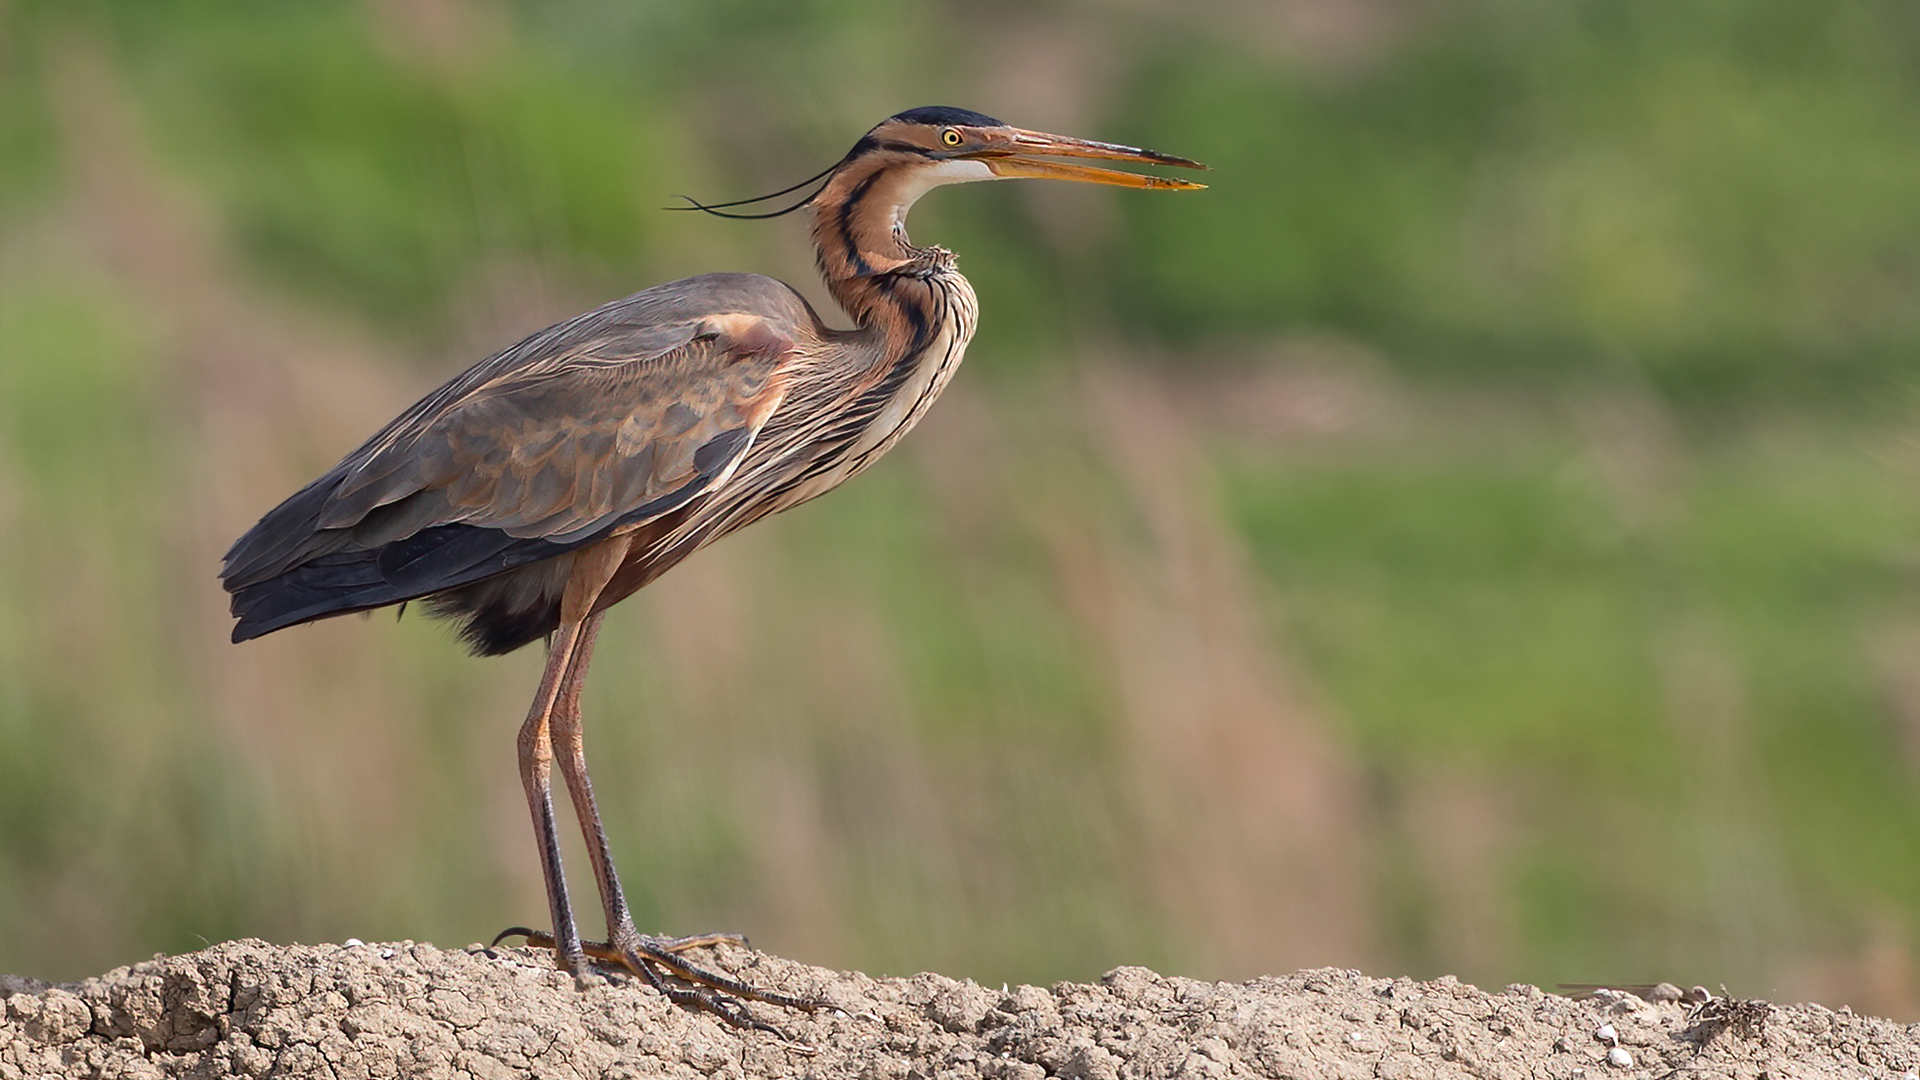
[326, 314, 794, 548]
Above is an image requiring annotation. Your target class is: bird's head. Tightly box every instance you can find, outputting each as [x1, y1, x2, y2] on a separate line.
[845, 106, 1207, 210]
[677, 106, 1206, 226]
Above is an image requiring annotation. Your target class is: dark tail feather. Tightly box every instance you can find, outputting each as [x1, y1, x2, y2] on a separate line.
[228, 551, 408, 642]
[229, 547, 562, 655]
[376, 524, 530, 592]
[221, 475, 338, 590]
[226, 523, 578, 649]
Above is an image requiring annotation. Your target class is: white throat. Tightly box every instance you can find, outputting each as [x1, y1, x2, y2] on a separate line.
[891, 159, 996, 230]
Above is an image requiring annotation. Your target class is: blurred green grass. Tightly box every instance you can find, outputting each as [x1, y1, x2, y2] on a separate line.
[1, 0, 1918, 1016]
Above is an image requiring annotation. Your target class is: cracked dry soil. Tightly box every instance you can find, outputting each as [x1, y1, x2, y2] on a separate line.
[3, 940, 1916, 1079]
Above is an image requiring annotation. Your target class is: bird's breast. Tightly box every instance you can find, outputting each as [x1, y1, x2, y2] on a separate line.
[663, 269, 978, 544]
[842, 272, 978, 469]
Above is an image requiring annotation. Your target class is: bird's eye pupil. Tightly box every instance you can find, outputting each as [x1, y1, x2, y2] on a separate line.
[942, 129, 962, 147]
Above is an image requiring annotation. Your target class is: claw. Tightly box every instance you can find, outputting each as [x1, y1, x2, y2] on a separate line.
[490, 926, 542, 949]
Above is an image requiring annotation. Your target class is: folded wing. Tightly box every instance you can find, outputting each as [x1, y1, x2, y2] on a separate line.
[222, 276, 806, 647]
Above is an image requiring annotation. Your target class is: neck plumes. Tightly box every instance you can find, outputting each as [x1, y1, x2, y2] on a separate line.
[808, 152, 975, 359]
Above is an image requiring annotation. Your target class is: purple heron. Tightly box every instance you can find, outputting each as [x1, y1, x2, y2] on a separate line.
[221, 107, 1204, 1025]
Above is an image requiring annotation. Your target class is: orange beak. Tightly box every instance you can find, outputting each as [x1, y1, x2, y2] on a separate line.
[962, 128, 1208, 190]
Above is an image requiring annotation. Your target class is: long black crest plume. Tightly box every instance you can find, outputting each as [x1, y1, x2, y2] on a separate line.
[669, 159, 839, 220]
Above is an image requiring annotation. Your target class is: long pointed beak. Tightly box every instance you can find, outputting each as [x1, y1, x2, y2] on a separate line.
[966, 128, 1208, 191]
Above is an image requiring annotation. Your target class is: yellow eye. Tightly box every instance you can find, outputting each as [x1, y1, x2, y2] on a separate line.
[941, 128, 963, 147]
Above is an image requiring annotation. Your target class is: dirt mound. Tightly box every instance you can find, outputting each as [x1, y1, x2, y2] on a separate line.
[3, 939, 1914, 1079]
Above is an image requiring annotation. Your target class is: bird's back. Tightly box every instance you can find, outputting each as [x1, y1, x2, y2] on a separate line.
[221, 272, 827, 653]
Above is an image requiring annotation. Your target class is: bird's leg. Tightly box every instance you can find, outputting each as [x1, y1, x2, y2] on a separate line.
[547, 610, 635, 940]
[529, 538, 814, 1022]
[543, 581, 818, 1027]
[516, 616, 591, 980]
[512, 537, 630, 983]
[550, 615, 737, 953]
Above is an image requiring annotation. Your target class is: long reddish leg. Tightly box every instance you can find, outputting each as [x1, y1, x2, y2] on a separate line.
[516, 616, 591, 978]
[513, 538, 628, 982]
[546, 620, 815, 1019]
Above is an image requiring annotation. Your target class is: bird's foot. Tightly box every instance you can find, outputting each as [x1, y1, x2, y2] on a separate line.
[491, 926, 820, 1042]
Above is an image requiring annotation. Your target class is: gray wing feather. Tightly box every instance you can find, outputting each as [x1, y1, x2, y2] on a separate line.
[222, 273, 817, 592]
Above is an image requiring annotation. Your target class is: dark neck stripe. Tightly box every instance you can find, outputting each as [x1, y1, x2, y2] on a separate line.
[834, 169, 884, 278]
[890, 276, 932, 351]
[861, 274, 946, 403]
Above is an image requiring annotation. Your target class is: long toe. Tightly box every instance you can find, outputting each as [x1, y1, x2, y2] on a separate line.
[620, 935, 819, 1013]
[624, 956, 801, 1041]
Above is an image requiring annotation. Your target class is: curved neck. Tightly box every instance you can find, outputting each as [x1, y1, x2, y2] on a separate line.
[808, 154, 960, 357]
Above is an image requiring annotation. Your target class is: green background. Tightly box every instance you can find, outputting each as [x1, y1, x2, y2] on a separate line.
[2, 0, 1918, 1017]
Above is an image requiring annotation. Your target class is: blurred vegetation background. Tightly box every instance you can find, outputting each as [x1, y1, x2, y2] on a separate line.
[2, 0, 1919, 1017]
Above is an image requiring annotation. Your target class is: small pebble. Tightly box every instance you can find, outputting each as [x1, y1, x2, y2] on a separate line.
[378, 947, 394, 959]
[343, 938, 364, 948]
[1595, 1024, 1618, 1046]
[1648, 982, 1683, 1003]
[1606, 1047, 1633, 1068]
